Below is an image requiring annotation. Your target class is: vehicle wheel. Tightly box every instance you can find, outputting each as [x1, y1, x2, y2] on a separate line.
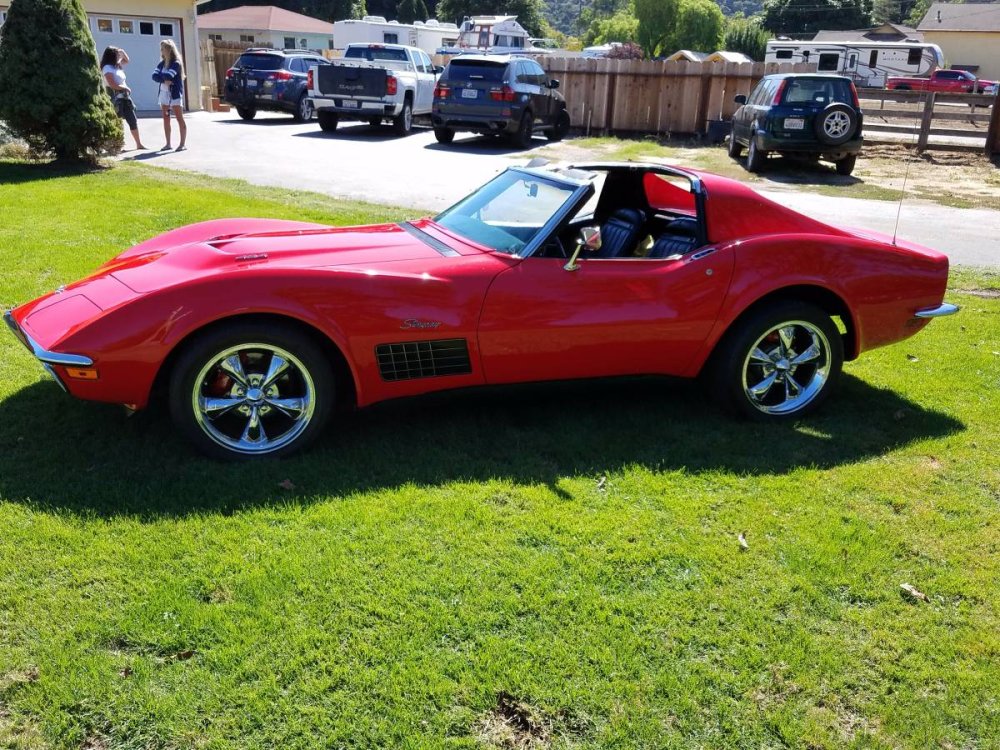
[727, 133, 743, 159]
[168, 322, 334, 460]
[814, 103, 859, 146]
[745, 137, 766, 172]
[236, 106, 257, 121]
[710, 302, 843, 421]
[393, 98, 413, 136]
[317, 111, 339, 132]
[546, 110, 570, 141]
[434, 126, 455, 144]
[368, 116, 382, 127]
[293, 94, 313, 122]
[510, 111, 533, 148]
[835, 154, 857, 176]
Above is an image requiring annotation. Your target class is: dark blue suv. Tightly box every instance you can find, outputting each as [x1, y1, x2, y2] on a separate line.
[224, 49, 329, 122]
[729, 74, 863, 175]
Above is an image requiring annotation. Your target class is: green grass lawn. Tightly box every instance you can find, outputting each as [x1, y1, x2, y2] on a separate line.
[1, 162, 998, 749]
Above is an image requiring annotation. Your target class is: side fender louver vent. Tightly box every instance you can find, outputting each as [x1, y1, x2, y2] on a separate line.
[376, 338, 472, 381]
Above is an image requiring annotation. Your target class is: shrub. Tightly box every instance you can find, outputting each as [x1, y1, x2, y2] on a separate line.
[0, 0, 122, 162]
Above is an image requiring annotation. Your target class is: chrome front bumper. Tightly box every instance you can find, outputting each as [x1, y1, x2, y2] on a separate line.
[914, 303, 960, 319]
[4, 310, 93, 392]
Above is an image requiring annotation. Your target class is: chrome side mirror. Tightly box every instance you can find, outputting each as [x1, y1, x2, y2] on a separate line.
[564, 226, 601, 271]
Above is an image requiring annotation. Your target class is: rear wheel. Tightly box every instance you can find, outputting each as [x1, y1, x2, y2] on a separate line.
[393, 98, 413, 136]
[318, 111, 339, 132]
[169, 322, 334, 460]
[710, 302, 843, 421]
[293, 94, 313, 122]
[434, 126, 455, 144]
[236, 106, 256, 121]
[510, 111, 533, 148]
[745, 137, 766, 172]
[835, 154, 857, 176]
[546, 110, 570, 141]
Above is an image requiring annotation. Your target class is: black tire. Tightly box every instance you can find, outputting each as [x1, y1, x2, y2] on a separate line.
[317, 111, 339, 132]
[392, 98, 413, 136]
[745, 137, 766, 172]
[236, 106, 256, 121]
[835, 154, 857, 176]
[727, 133, 743, 159]
[510, 111, 533, 148]
[814, 103, 859, 146]
[434, 126, 455, 144]
[709, 301, 843, 421]
[293, 94, 313, 123]
[168, 321, 334, 460]
[546, 110, 570, 141]
[368, 116, 382, 127]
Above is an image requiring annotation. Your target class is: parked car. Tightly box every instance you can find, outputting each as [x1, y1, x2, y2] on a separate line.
[887, 68, 997, 94]
[224, 48, 330, 122]
[307, 43, 441, 136]
[431, 54, 571, 147]
[729, 73, 864, 175]
[5, 162, 957, 460]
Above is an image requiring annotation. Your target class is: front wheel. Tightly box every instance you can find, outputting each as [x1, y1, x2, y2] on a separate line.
[546, 110, 570, 141]
[293, 94, 314, 122]
[168, 322, 334, 460]
[745, 137, 766, 172]
[317, 111, 339, 132]
[710, 302, 843, 420]
[236, 106, 257, 121]
[727, 133, 743, 159]
[393, 99, 413, 136]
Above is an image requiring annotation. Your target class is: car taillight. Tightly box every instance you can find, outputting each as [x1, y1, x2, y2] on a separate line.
[386, 74, 397, 96]
[307, 69, 313, 89]
[849, 81, 860, 108]
[434, 83, 450, 99]
[225, 68, 234, 80]
[271, 71, 293, 81]
[772, 79, 788, 105]
[489, 85, 515, 102]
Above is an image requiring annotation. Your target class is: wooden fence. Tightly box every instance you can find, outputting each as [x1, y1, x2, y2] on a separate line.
[857, 89, 996, 151]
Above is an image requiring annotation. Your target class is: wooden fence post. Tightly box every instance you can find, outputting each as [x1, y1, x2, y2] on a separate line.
[916, 92, 936, 151]
[986, 90, 1000, 157]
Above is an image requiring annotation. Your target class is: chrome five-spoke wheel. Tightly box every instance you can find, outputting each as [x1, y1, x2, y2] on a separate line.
[713, 302, 843, 420]
[170, 323, 333, 459]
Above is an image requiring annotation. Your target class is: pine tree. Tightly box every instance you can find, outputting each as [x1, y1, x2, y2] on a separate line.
[0, 0, 122, 161]
[398, 0, 431, 23]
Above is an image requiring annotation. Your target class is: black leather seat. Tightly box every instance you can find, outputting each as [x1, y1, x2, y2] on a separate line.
[649, 217, 701, 258]
[596, 208, 645, 258]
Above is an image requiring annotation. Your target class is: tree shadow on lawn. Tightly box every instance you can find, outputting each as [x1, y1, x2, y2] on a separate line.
[0, 373, 963, 519]
[0, 160, 108, 186]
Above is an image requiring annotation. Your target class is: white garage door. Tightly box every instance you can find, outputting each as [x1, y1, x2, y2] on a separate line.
[90, 15, 183, 111]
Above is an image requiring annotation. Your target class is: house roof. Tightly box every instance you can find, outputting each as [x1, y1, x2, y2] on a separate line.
[705, 50, 754, 63]
[917, 2, 1000, 32]
[665, 50, 709, 62]
[198, 5, 331, 34]
[812, 23, 923, 42]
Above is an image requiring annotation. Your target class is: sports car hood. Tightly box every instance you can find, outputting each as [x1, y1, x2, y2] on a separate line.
[105, 220, 452, 294]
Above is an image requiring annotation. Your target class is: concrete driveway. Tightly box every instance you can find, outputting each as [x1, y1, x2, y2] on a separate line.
[124, 111, 1000, 267]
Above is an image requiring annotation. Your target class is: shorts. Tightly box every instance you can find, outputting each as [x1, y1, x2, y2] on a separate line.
[158, 90, 182, 107]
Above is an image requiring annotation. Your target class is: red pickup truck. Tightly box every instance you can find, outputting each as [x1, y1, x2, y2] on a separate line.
[886, 69, 997, 94]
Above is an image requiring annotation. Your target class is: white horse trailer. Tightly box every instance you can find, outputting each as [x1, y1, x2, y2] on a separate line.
[332, 17, 459, 56]
[764, 40, 945, 88]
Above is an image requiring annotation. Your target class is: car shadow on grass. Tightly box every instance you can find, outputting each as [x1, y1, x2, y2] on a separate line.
[0, 373, 963, 518]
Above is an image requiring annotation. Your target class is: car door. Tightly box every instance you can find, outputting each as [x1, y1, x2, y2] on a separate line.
[413, 50, 436, 112]
[477, 247, 734, 384]
[733, 79, 764, 143]
[527, 60, 553, 123]
[514, 61, 543, 125]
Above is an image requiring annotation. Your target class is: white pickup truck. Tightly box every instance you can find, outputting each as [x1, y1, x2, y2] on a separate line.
[308, 43, 441, 136]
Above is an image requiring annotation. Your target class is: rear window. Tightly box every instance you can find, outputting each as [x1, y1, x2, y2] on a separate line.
[345, 46, 408, 62]
[235, 53, 284, 71]
[782, 78, 853, 106]
[445, 60, 507, 82]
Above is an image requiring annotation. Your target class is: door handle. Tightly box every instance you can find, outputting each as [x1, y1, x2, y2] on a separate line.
[691, 247, 716, 260]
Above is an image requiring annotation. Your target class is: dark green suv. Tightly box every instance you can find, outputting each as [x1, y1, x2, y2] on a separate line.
[729, 74, 863, 175]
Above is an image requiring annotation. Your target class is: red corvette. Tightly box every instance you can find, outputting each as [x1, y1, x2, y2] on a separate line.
[5, 162, 957, 459]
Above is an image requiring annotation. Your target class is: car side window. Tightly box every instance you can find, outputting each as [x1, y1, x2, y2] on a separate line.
[529, 61, 547, 86]
[289, 57, 304, 73]
[420, 51, 433, 73]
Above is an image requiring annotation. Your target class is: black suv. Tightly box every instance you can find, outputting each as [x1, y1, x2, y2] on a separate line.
[224, 49, 330, 122]
[729, 74, 863, 175]
[431, 55, 571, 148]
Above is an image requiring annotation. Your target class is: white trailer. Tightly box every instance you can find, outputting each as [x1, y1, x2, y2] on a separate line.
[332, 16, 459, 56]
[764, 40, 945, 88]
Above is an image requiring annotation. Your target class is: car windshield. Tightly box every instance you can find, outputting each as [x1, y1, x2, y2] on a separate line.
[345, 47, 409, 62]
[433, 170, 582, 254]
[445, 60, 507, 82]
[235, 53, 283, 71]
[782, 78, 854, 105]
